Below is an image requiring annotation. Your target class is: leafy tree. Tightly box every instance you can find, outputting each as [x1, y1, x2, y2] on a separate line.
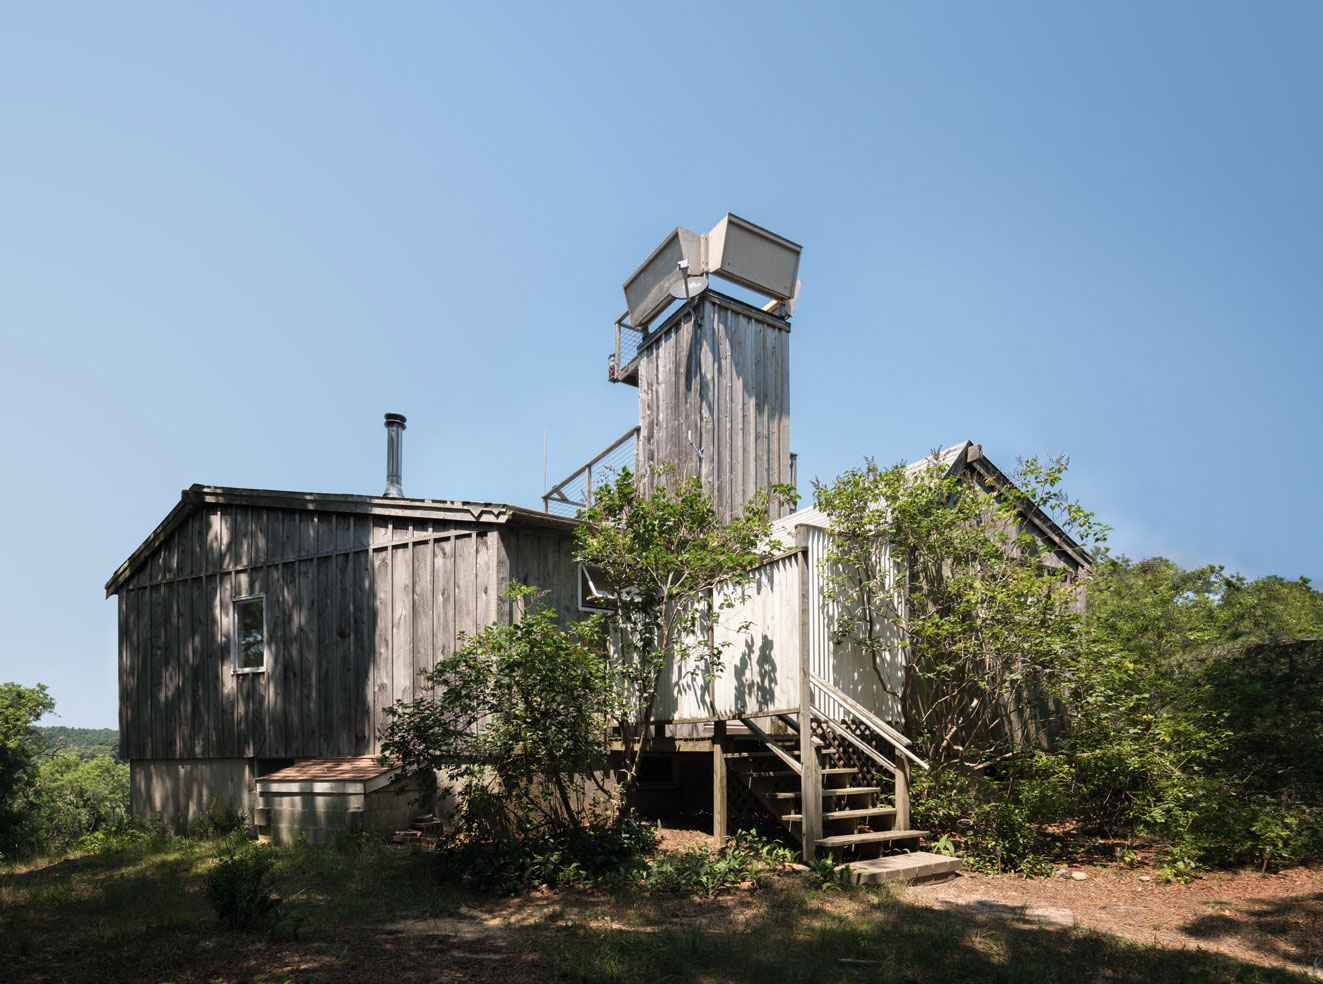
[382, 468, 785, 833]
[1064, 555, 1323, 867]
[382, 584, 615, 836]
[1216, 573, 1323, 644]
[26, 753, 130, 855]
[1, 682, 54, 860]
[813, 454, 1106, 769]
[574, 467, 790, 789]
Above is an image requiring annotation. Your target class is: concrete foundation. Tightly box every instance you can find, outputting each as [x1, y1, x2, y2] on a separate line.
[130, 758, 255, 821]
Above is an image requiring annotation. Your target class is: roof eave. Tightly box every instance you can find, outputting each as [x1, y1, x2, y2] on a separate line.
[106, 485, 579, 597]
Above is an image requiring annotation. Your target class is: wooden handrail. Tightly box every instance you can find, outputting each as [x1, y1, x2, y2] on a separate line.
[738, 717, 802, 775]
[810, 707, 898, 776]
[809, 674, 929, 770]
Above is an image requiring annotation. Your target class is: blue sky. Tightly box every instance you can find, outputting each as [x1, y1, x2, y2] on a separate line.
[3, 3, 1320, 728]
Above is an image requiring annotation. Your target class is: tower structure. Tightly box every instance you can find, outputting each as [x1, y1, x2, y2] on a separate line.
[612, 214, 802, 521]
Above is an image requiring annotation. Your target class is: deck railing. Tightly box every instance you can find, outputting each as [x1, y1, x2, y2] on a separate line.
[542, 427, 639, 516]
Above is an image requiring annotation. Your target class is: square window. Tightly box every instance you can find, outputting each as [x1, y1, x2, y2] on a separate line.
[579, 565, 615, 613]
[233, 595, 266, 673]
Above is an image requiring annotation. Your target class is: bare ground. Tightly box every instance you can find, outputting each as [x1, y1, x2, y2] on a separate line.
[904, 861, 1323, 975]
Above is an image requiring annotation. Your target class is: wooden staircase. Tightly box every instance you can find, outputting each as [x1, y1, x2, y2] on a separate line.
[714, 676, 961, 881]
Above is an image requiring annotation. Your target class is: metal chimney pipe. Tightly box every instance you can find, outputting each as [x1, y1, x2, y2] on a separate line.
[383, 413, 406, 497]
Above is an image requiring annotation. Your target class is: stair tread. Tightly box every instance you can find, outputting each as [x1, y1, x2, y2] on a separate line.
[825, 806, 897, 820]
[821, 786, 882, 796]
[737, 770, 799, 778]
[783, 807, 899, 823]
[821, 767, 858, 775]
[816, 829, 928, 848]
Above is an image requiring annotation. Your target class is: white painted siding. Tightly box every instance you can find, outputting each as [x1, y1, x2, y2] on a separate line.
[710, 552, 801, 719]
[644, 524, 907, 726]
[802, 525, 904, 725]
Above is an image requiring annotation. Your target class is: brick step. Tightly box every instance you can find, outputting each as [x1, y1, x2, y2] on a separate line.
[816, 829, 928, 849]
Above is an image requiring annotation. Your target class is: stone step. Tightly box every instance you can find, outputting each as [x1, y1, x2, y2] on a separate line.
[815, 828, 928, 849]
[841, 851, 963, 885]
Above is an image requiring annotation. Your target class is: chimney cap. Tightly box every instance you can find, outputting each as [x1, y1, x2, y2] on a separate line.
[384, 412, 407, 427]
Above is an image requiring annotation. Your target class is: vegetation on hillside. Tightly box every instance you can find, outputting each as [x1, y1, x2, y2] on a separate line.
[1, 687, 129, 862]
[35, 726, 120, 764]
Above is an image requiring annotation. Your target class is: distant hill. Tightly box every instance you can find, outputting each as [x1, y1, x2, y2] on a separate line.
[36, 727, 122, 763]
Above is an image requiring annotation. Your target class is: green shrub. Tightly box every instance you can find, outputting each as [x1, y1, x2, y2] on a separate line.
[642, 830, 798, 896]
[206, 846, 282, 931]
[433, 815, 660, 894]
[23, 753, 130, 857]
[188, 799, 247, 838]
[912, 765, 1056, 876]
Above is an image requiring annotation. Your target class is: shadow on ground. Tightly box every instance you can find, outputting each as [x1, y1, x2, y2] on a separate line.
[1180, 891, 1323, 972]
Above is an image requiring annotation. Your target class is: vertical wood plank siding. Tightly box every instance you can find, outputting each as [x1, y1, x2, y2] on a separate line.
[118, 505, 527, 759]
[634, 295, 792, 522]
[504, 530, 581, 624]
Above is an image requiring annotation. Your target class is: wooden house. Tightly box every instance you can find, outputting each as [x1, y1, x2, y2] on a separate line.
[109, 215, 1087, 872]
[105, 483, 583, 840]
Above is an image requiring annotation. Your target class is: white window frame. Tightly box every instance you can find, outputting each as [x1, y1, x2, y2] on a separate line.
[578, 564, 641, 613]
[578, 565, 614, 613]
[231, 593, 268, 674]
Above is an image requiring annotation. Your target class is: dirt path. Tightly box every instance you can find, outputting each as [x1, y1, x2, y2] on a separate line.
[904, 863, 1323, 974]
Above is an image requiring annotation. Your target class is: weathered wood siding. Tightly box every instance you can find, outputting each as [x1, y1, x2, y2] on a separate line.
[634, 293, 792, 522]
[119, 505, 503, 760]
[503, 528, 582, 624]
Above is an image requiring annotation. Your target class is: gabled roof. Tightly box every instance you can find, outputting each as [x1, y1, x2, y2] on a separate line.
[771, 441, 1092, 570]
[105, 483, 577, 596]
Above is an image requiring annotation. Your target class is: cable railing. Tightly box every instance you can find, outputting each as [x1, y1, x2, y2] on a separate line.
[542, 427, 639, 516]
[608, 313, 647, 384]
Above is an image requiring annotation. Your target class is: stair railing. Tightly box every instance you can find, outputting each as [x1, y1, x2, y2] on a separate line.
[808, 673, 927, 833]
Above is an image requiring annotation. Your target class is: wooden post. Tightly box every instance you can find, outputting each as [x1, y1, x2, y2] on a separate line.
[712, 719, 728, 846]
[894, 755, 911, 832]
[796, 526, 820, 861]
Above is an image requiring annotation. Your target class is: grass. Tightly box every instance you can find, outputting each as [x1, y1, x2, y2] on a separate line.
[1, 833, 1316, 984]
